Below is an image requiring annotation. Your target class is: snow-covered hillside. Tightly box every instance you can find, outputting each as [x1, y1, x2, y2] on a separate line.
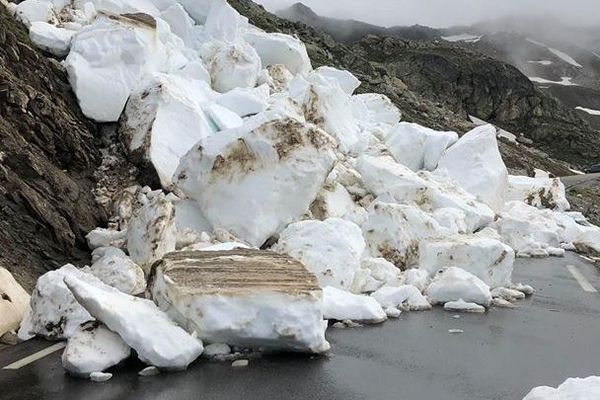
[3, 0, 600, 383]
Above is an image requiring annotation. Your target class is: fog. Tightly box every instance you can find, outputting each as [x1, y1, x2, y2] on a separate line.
[256, 0, 600, 28]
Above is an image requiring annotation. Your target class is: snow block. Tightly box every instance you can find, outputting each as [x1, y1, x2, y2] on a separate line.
[274, 218, 366, 291]
[353, 93, 401, 127]
[208, 42, 262, 93]
[29, 22, 76, 57]
[86, 254, 146, 295]
[425, 267, 492, 306]
[507, 175, 569, 211]
[174, 115, 337, 247]
[313, 66, 361, 95]
[419, 235, 515, 288]
[0, 268, 30, 338]
[371, 285, 431, 311]
[62, 322, 131, 378]
[245, 31, 312, 75]
[150, 249, 330, 353]
[322, 286, 386, 323]
[65, 275, 203, 370]
[436, 124, 508, 211]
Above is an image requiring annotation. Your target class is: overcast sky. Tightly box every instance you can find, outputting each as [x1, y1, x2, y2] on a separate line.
[256, 0, 600, 28]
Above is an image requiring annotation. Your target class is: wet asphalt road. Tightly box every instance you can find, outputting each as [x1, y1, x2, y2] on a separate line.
[1, 252, 600, 400]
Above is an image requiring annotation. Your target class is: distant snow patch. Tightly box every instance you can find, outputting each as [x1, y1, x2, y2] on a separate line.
[527, 60, 553, 66]
[529, 76, 578, 86]
[526, 38, 583, 68]
[575, 106, 600, 116]
[441, 34, 482, 43]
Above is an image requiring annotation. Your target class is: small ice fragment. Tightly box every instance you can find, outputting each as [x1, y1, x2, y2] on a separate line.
[232, 359, 249, 368]
[89, 372, 112, 382]
[139, 366, 160, 376]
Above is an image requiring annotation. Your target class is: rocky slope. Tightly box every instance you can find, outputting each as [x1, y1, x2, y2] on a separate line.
[277, 3, 600, 168]
[0, 7, 105, 290]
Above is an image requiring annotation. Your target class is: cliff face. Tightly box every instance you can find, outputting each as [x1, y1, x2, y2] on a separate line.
[0, 7, 106, 290]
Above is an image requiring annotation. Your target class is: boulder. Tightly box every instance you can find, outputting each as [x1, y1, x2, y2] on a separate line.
[174, 115, 337, 247]
[274, 218, 365, 290]
[0, 268, 30, 338]
[322, 286, 386, 323]
[425, 267, 492, 306]
[419, 235, 515, 288]
[64, 275, 203, 370]
[436, 124, 508, 211]
[62, 322, 131, 378]
[127, 193, 177, 271]
[150, 249, 330, 353]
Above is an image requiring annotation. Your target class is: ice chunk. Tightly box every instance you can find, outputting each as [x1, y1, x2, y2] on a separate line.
[29, 22, 75, 57]
[436, 124, 508, 211]
[495, 202, 563, 258]
[523, 376, 600, 400]
[507, 175, 569, 211]
[208, 42, 262, 93]
[15, 0, 54, 27]
[385, 123, 457, 171]
[62, 322, 130, 378]
[64, 14, 187, 122]
[202, 343, 231, 358]
[443, 299, 485, 313]
[313, 66, 360, 95]
[371, 285, 431, 311]
[119, 73, 217, 189]
[64, 275, 203, 370]
[174, 115, 337, 247]
[426, 267, 492, 306]
[127, 193, 176, 272]
[419, 235, 515, 288]
[322, 286, 386, 323]
[216, 85, 269, 117]
[245, 31, 312, 75]
[24, 265, 104, 340]
[274, 218, 365, 290]
[0, 268, 30, 338]
[85, 228, 127, 250]
[90, 372, 112, 382]
[362, 200, 448, 268]
[87, 254, 146, 295]
[150, 250, 330, 353]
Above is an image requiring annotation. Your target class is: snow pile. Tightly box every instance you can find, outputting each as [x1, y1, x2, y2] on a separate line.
[0, 268, 30, 338]
[523, 376, 600, 400]
[8, 0, 600, 379]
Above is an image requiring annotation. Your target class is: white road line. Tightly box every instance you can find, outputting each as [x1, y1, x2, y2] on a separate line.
[579, 255, 594, 263]
[2, 342, 66, 370]
[567, 265, 598, 293]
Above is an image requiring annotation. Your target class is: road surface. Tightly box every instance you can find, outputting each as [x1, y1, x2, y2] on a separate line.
[560, 172, 600, 188]
[1, 252, 599, 400]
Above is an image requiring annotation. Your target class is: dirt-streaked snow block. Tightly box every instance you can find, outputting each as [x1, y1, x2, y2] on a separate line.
[426, 267, 491, 306]
[507, 175, 569, 211]
[65, 275, 203, 370]
[385, 123, 457, 171]
[29, 22, 76, 56]
[127, 193, 176, 271]
[62, 322, 131, 378]
[322, 286, 386, 323]
[371, 285, 431, 311]
[119, 73, 217, 188]
[208, 42, 261, 93]
[24, 264, 104, 340]
[419, 236, 514, 288]
[245, 31, 311, 75]
[86, 254, 146, 295]
[65, 14, 187, 122]
[0, 268, 30, 338]
[356, 155, 494, 232]
[555, 212, 600, 253]
[362, 200, 449, 269]
[274, 218, 365, 290]
[495, 201, 563, 258]
[313, 66, 360, 95]
[523, 376, 600, 400]
[436, 124, 508, 211]
[174, 115, 337, 247]
[150, 249, 330, 353]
